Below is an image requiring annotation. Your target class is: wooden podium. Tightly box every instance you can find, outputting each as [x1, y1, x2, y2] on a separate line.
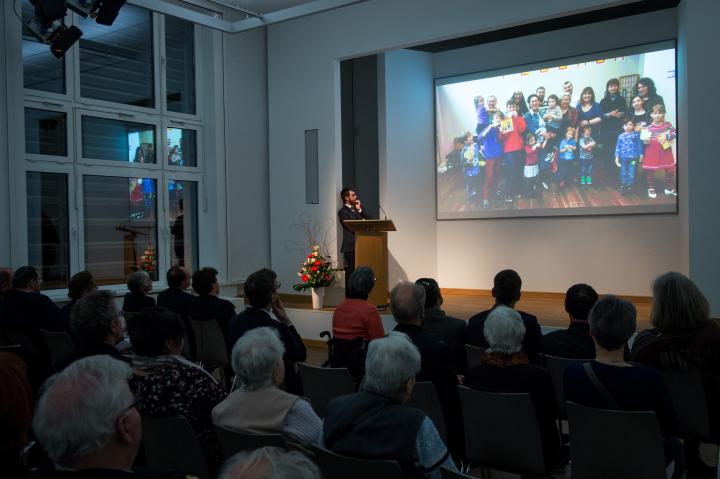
[343, 219, 396, 306]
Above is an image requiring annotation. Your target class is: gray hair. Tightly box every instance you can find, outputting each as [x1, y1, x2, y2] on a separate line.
[70, 290, 119, 345]
[484, 306, 525, 354]
[361, 332, 421, 398]
[219, 446, 320, 479]
[127, 271, 152, 294]
[232, 327, 285, 391]
[651, 272, 709, 333]
[347, 266, 375, 300]
[32, 356, 133, 468]
[588, 295, 637, 351]
[390, 282, 425, 324]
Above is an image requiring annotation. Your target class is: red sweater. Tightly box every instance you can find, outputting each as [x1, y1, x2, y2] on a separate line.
[501, 116, 526, 153]
[524, 145, 538, 165]
[332, 299, 385, 340]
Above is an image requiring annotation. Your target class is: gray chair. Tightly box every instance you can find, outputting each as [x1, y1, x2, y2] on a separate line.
[440, 467, 476, 479]
[141, 416, 209, 479]
[311, 445, 404, 479]
[458, 386, 566, 477]
[662, 370, 715, 442]
[465, 344, 484, 369]
[213, 425, 287, 460]
[297, 362, 355, 417]
[39, 329, 75, 369]
[406, 381, 447, 442]
[541, 353, 592, 418]
[188, 318, 230, 388]
[565, 401, 666, 479]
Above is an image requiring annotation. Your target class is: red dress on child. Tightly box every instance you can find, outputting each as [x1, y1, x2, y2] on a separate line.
[642, 121, 676, 170]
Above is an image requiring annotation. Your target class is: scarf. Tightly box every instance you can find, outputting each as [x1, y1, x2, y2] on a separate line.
[480, 351, 529, 368]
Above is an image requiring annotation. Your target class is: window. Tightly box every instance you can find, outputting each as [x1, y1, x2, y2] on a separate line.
[21, 1, 65, 94]
[165, 16, 196, 115]
[25, 108, 67, 156]
[168, 180, 198, 270]
[81, 116, 157, 164]
[167, 127, 197, 167]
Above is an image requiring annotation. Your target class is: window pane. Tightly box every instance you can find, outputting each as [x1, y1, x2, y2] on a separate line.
[22, 1, 65, 93]
[82, 116, 156, 163]
[169, 180, 198, 270]
[165, 16, 196, 114]
[79, 5, 154, 108]
[25, 108, 67, 156]
[84, 176, 158, 284]
[27, 172, 69, 289]
[167, 128, 197, 167]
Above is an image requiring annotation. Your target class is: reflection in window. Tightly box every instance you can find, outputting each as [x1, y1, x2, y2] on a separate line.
[25, 108, 67, 156]
[169, 180, 198, 270]
[166, 16, 196, 115]
[167, 128, 197, 167]
[81, 116, 156, 163]
[22, 0, 65, 93]
[84, 176, 158, 285]
[27, 172, 69, 289]
[79, 4, 154, 107]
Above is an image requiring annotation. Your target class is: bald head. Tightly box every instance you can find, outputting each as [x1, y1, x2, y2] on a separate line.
[390, 282, 425, 325]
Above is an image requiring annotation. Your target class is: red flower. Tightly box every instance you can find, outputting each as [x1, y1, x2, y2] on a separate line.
[301, 274, 309, 282]
[314, 260, 321, 266]
[307, 254, 313, 259]
[323, 274, 330, 280]
[311, 266, 318, 272]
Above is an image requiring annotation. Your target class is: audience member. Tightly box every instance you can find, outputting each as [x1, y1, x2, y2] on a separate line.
[0, 265, 63, 332]
[415, 277, 468, 374]
[32, 356, 142, 478]
[189, 266, 236, 345]
[121, 271, 155, 313]
[631, 272, 720, 477]
[465, 306, 561, 469]
[0, 352, 33, 479]
[467, 269, 542, 364]
[213, 327, 321, 445]
[218, 447, 320, 479]
[564, 295, 683, 479]
[55, 290, 128, 371]
[228, 268, 306, 395]
[157, 266, 194, 319]
[330, 266, 384, 378]
[321, 332, 456, 478]
[541, 283, 598, 359]
[127, 307, 226, 475]
[59, 271, 97, 329]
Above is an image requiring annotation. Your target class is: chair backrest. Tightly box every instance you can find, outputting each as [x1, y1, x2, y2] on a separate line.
[141, 416, 209, 479]
[405, 381, 447, 442]
[441, 467, 475, 479]
[297, 362, 355, 418]
[189, 319, 228, 367]
[565, 401, 666, 479]
[457, 386, 546, 476]
[3, 330, 41, 355]
[662, 370, 712, 442]
[465, 344, 484, 369]
[213, 425, 287, 460]
[312, 445, 404, 479]
[39, 330, 75, 369]
[541, 353, 592, 418]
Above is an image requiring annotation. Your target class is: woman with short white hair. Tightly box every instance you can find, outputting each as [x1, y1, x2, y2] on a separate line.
[122, 270, 155, 313]
[212, 327, 321, 445]
[465, 306, 561, 469]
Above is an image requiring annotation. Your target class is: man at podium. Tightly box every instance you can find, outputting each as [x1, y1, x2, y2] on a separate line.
[338, 187, 371, 291]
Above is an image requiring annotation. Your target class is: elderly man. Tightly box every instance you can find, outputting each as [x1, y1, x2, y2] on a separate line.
[322, 332, 456, 478]
[0, 265, 62, 332]
[122, 271, 155, 313]
[32, 356, 143, 478]
[213, 327, 321, 445]
[157, 265, 194, 319]
[219, 447, 320, 479]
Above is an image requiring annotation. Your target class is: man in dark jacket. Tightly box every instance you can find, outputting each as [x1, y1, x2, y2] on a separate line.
[541, 283, 598, 359]
[338, 187, 370, 291]
[0, 265, 63, 333]
[157, 266, 194, 319]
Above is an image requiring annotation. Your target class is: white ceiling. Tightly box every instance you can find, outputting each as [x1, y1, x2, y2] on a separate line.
[209, 1, 318, 15]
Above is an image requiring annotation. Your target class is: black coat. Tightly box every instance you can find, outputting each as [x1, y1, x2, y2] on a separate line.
[338, 205, 370, 253]
[157, 287, 195, 319]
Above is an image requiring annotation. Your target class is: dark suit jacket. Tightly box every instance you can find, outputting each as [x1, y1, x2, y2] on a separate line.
[467, 306, 543, 364]
[121, 293, 156, 313]
[422, 308, 468, 374]
[338, 205, 370, 253]
[0, 289, 63, 332]
[541, 321, 595, 359]
[188, 295, 236, 346]
[157, 287, 195, 319]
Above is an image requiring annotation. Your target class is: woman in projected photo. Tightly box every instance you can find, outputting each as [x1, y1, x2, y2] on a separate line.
[133, 146, 145, 164]
[576, 86, 602, 139]
[509, 90, 529, 116]
[600, 78, 628, 172]
[478, 111, 505, 208]
[636, 77, 665, 113]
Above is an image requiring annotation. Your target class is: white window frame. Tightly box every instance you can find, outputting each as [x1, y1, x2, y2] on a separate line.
[160, 14, 203, 122]
[23, 100, 74, 163]
[162, 171, 204, 273]
[163, 120, 203, 173]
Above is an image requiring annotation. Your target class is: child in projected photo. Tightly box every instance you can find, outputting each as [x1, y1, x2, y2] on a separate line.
[615, 117, 643, 195]
[642, 104, 677, 199]
[474, 95, 489, 135]
[523, 132, 542, 198]
[557, 126, 577, 189]
[461, 132, 483, 203]
[478, 111, 504, 209]
[578, 126, 597, 185]
[630, 95, 651, 132]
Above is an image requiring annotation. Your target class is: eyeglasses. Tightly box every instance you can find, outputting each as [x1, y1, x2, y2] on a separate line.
[274, 281, 281, 289]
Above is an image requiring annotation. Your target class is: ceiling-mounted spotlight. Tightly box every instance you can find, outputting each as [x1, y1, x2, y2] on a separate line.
[66, 0, 100, 18]
[50, 25, 83, 58]
[24, 14, 64, 43]
[95, 0, 127, 26]
[31, 0, 66, 26]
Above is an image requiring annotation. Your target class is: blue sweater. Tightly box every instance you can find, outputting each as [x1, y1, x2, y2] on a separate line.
[478, 124, 503, 159]
[615, 131, 643, 159]
[559, 139, 576, 161]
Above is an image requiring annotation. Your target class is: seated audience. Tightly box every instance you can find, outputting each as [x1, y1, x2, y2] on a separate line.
[564, 295, 683, 479]
[127, 307, 227, 475]
[0, 265, 62, 332]
[415, 277, 468, 374]
[32, 356, 143, 478]
[121, 271, 155, 313]
[157, 266, 194, 319]
[218, 447, 320, 479]
[188, 266, 236, 344]
[55, 290, 128, 371]
[59, 271, 97, 330]
[467, 269, 542, 364]
[541, 283, 598, 359]
[321, 332, 456, 478]
[330, 267, 384, 378]
[631, 272, 720, 477]
[228, 268, 306, 395]
[465, 306, 561, 469]
[0, 352, 33, 479]
[213, 327, 321, 445]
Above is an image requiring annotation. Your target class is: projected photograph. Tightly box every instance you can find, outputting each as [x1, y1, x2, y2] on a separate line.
[435, 44, 677, 219]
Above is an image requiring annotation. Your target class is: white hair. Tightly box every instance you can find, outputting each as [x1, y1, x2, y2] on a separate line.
[32, 356, 133, 468]
[361, 332, 421, 398]
[484, 306, 525, 354]
[232, 327, 285, 391]
[219, 446, 320, 479]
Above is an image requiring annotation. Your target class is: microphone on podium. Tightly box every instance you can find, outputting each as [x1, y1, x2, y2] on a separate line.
[378, 204, 388, 220]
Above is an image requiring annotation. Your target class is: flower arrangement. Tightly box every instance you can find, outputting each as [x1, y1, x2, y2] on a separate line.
[138, 245, 156, 275]
[293, 244, 334, 291]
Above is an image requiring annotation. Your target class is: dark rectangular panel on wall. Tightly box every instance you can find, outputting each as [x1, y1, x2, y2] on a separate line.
[305, 129, 319, 204]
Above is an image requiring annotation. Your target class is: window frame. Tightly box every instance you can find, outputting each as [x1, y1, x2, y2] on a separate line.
[163, 120, 203, 172]
[160, 14, 202, 121]
[162, 171, 204, 272]
[23, 100, 74, 163]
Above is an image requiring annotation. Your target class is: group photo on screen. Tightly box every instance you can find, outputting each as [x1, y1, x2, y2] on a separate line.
[435, 45, 677, 219]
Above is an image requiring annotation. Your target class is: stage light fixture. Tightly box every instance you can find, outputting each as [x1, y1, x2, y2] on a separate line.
[95, 0, 127, 26]
[66, 0, 100, 18]
[31, 0, 66, 26]
[50, 25, 83, 58]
